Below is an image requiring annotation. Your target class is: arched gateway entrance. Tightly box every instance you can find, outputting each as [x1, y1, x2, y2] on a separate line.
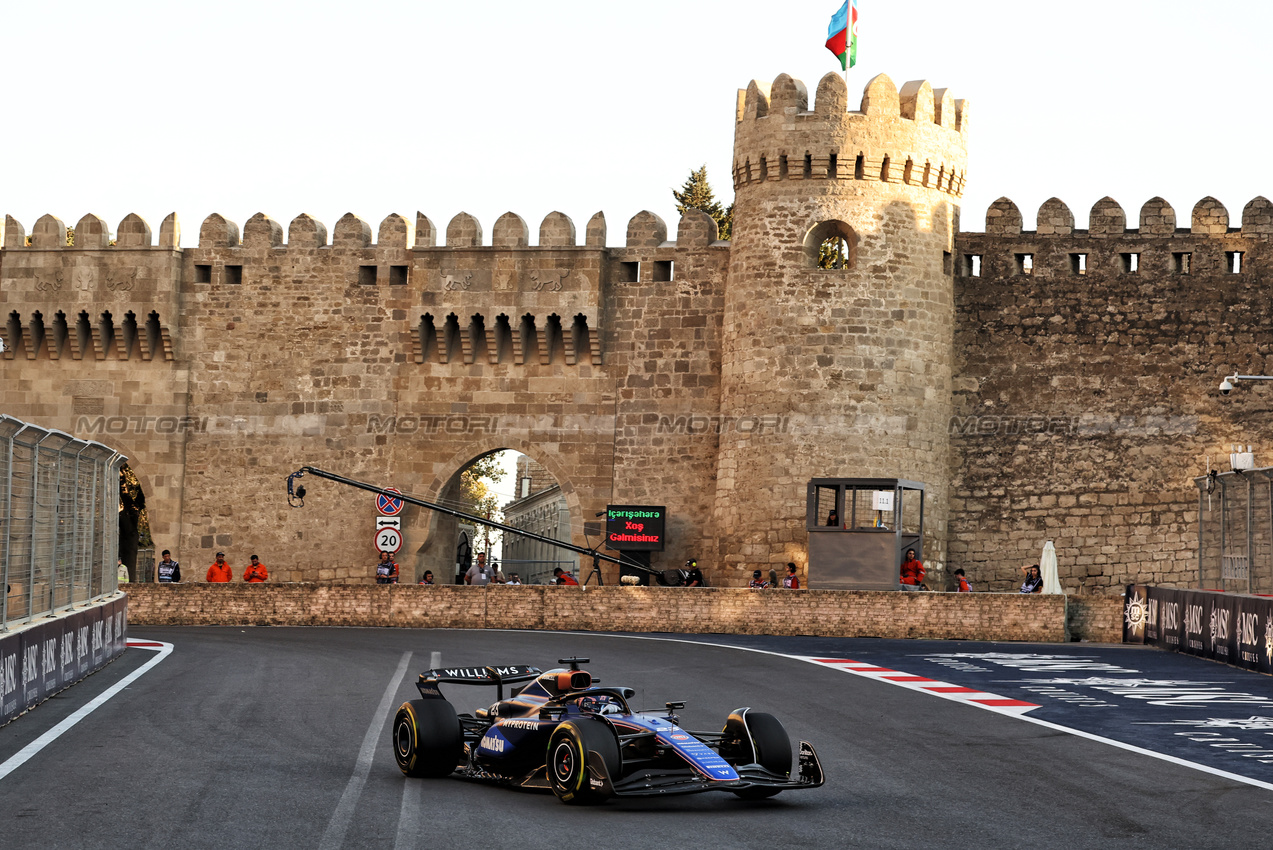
[404, 446, 584, 586]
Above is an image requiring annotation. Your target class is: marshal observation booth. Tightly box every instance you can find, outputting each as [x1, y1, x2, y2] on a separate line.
[806, 478, 926, 590]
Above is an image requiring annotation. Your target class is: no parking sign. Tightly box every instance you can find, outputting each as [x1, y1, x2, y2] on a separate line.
[377, 488, 404, 516]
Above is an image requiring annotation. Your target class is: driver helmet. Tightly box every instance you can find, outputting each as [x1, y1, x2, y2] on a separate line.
[578, 695, 618, 715]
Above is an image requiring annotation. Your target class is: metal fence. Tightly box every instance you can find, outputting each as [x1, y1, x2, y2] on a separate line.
[1195, 468, 1273, 594]
[1, 414, 125, 629]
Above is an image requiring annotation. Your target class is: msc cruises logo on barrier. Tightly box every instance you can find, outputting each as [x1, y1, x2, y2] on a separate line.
[1123, 587, 1147, 641]
[1127, 585, 1273, 675]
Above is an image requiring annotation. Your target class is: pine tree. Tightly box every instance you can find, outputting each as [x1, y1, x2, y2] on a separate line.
[673, 165, 733, 240]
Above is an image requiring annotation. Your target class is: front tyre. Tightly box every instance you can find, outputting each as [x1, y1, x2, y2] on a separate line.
[393, 699, 463, 778]
[724, 709, 792, 800]
[547, 719, 619, 805]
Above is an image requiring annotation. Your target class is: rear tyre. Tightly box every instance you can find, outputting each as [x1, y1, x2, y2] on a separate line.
[725, 710, 791, 799]
[547, 719, 619, 805]
[393, 699, 463, 778]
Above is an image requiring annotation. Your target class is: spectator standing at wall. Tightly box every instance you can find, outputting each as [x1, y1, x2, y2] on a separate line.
[376, 551, 399, 584]
[954, 569, 972, 592]
[748, 570, 769, 589]
[553, 567, 579, 586]
[117, 559, 130, 584]
[826, 509, 839, 527]
[899, 549, 925, 590]
[1019, 564, 1044, 594]
[782, 563, 800, 589]
[243, 555, 268, 583]
[206, 552, 232, 583]
[466, 552, 492, 586]
[157, 550, 181, 583]
[419, 570, 435, 585]
[506, 573, 522, 585]
[684, 560, 704, 587]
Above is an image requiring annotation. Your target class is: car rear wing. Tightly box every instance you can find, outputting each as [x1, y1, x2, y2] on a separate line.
[417, 665, 542, 700]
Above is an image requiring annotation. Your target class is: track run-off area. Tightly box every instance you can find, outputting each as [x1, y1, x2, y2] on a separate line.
[3, 627, 1273, 849]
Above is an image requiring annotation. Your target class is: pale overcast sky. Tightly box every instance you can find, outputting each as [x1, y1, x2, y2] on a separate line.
[1, 1, 1266, 242]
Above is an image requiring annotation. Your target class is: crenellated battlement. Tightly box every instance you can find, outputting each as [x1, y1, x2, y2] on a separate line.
[731, 72, 969, 197]
[0, 208, 729, 252]
[0, 207, 729, 371]
[957, 195, 1273, 280]
[970, 195, 1273, 238]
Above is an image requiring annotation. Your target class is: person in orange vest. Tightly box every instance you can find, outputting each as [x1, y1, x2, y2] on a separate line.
[206, 552, 233, 583]
[899, 549, 925, 590]
[552, 567, 579, 586]
[243, 554, 268, 583]
[954, 568, 972, 592]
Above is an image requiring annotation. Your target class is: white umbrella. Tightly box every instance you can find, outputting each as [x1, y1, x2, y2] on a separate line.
[1040, 540, 1063, 595]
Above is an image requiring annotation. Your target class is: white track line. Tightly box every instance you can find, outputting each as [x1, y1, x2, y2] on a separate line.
[319, 650, 412, 850]
[394, 769, 426, 850]
[500, 629, 1273, 794]
[0, 638, 173, 783]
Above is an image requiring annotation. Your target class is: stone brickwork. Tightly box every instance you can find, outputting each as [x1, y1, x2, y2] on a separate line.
[1, 69, 1248, 605]
[953, 195, 1273, 593]
[124, 584, 1070, 642]
[718, 72, 967, 583]
[1065, 594, 1125, 644]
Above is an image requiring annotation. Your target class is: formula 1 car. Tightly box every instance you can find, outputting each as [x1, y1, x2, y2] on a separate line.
[391, 657, 825, 804]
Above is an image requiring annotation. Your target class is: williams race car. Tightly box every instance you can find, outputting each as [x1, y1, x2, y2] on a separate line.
[391, 657, 825, 804]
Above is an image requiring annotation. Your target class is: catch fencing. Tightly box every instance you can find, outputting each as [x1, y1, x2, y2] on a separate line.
[1, 414, 125, 629]
[1195, 467, 1273, 594]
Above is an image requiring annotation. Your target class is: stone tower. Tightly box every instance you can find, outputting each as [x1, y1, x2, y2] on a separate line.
[715, 71, 969, 581]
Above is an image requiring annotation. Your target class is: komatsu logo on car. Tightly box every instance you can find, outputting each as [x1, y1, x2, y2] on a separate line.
[480, 734, 505, 753]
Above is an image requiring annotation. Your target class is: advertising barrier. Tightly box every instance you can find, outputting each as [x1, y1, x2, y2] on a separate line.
[1124, 585, 1273, 673]
[0, 595, 128, 725]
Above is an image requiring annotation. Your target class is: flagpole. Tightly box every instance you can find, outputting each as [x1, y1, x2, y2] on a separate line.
[844, 0, 853, 93]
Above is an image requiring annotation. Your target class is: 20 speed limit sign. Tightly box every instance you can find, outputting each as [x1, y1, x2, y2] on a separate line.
[374, 527, 403, 554]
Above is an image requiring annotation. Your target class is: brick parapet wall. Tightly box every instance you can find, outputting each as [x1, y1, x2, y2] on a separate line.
[1064, 594, 1125, 643]
[124, 584, 1093, 642]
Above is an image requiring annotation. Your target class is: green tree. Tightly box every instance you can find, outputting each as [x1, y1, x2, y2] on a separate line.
[460, 454, 506, 561]
[818, 237, 850, 269]
[673, 165, 733, 240]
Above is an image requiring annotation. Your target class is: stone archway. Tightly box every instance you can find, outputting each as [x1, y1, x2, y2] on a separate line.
[405, 440, 585, 584]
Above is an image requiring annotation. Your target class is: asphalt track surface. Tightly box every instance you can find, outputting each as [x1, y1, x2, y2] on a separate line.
[3, 628, 1273, 849]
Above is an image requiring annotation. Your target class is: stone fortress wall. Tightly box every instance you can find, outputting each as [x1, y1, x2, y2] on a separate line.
[954, 194, 1273, 592]
[2, 69, 1261, 595]
[1, 203, 730, 585]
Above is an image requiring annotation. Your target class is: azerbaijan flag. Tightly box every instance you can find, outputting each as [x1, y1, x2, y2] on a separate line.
[825, 0, 858, 71]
